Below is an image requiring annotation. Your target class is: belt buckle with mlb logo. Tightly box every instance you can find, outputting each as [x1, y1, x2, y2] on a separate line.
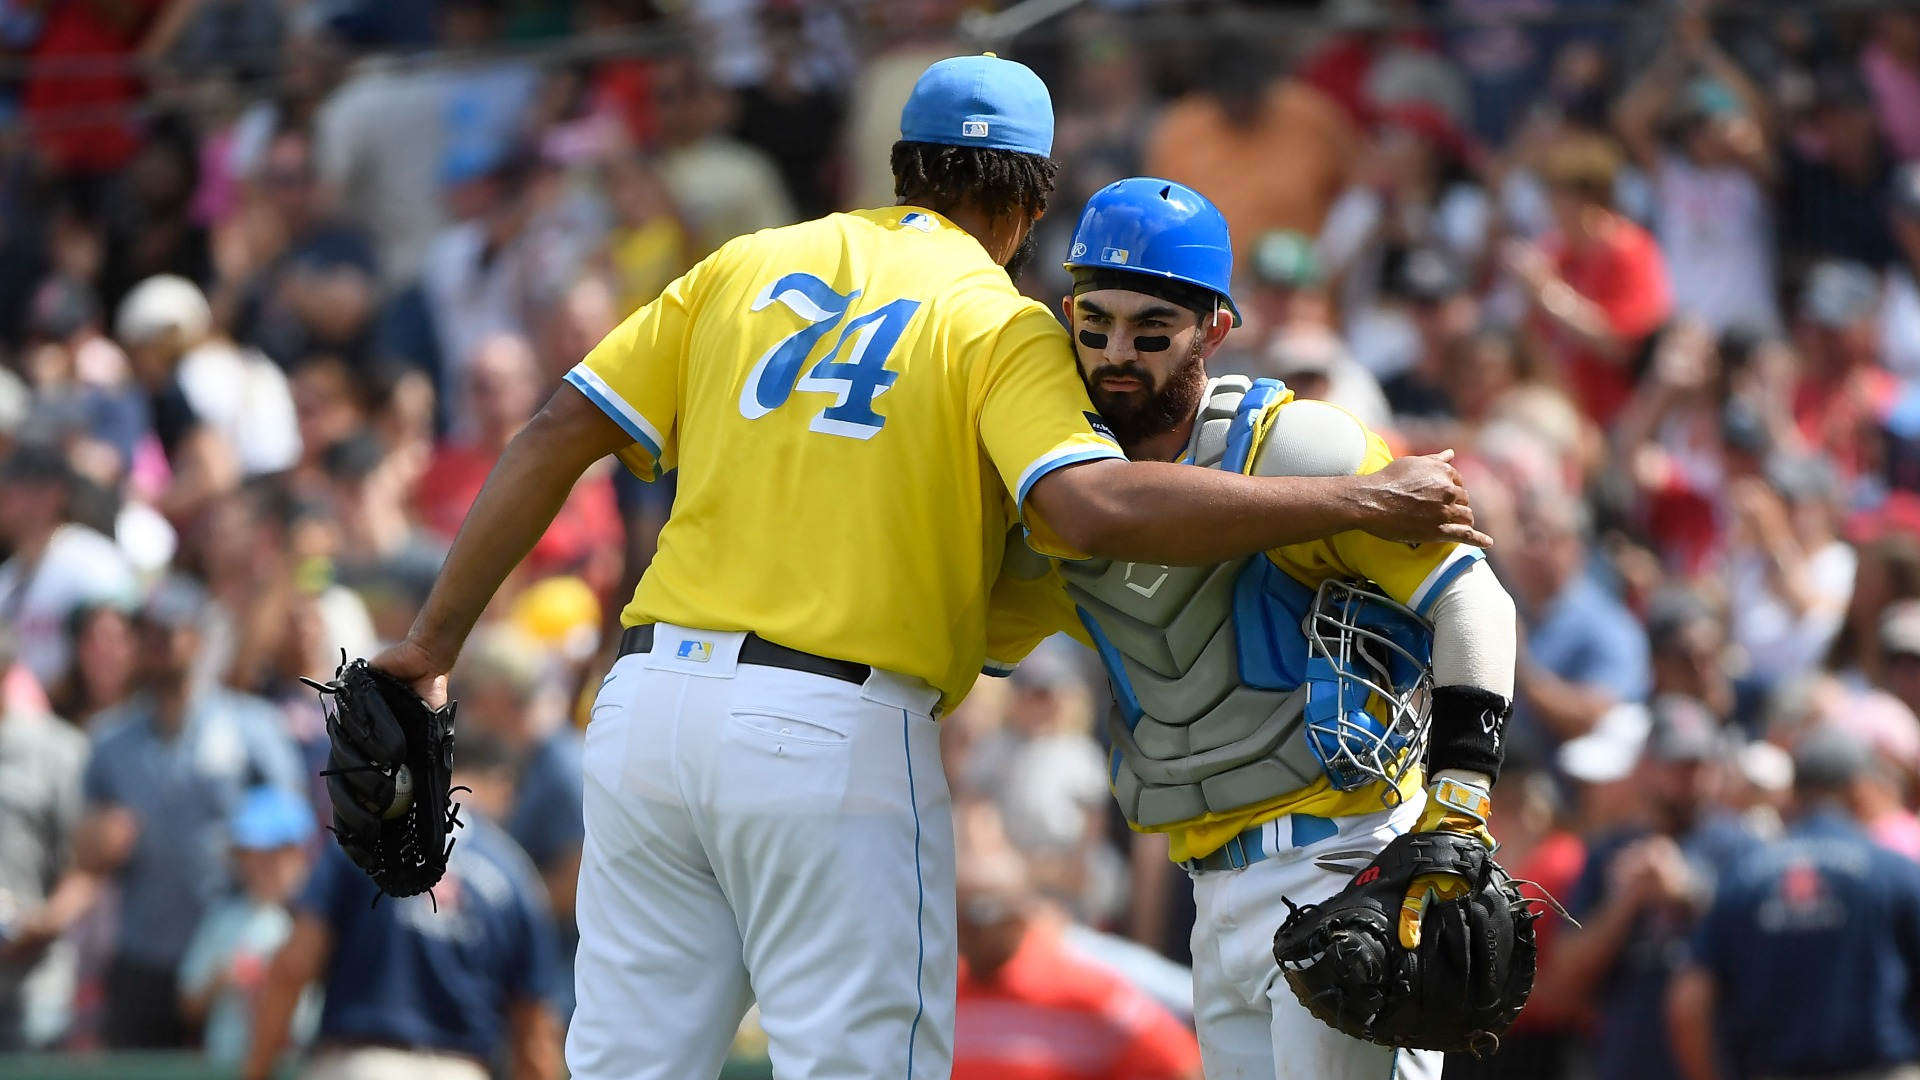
[677, 639, 714, 663]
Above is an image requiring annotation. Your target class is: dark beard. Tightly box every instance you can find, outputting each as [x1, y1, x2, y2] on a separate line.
[1085, 334, 1209, 455]
[1004, 227, 1040, 283]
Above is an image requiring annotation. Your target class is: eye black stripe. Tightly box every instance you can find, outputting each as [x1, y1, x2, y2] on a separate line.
[1078, 329, 1108, 349]
[1133, 335, 1172, 353]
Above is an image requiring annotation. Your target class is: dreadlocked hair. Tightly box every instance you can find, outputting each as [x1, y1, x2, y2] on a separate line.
[890, 140, 1058, 220]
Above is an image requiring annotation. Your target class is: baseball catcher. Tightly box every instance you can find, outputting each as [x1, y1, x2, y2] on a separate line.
[305, 657, 461, 898]
[988, 177, 1537, 1077]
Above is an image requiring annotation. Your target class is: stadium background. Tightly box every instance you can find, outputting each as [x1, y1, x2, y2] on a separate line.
[1, 0, 1919, 1077]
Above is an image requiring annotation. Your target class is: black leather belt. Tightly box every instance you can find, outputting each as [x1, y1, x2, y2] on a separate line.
[618, 625, 871, 686]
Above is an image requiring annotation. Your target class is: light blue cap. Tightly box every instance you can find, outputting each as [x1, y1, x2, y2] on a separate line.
[230, 786, 316, 851]
[899, 54, 1054, 158]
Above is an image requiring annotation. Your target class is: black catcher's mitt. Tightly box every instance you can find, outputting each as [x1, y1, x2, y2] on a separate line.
[306, 657, 460, 898]
[1272, 830, 1539, 1055]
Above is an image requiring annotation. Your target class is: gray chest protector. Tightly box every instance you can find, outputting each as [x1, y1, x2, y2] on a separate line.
[1057, 376, 1367, 828]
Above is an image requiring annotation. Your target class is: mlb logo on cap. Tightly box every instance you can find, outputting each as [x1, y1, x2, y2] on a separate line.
[1102, 248, 1130, 265]
[677, 640, 713, 663]
[962, 121, 989, 138]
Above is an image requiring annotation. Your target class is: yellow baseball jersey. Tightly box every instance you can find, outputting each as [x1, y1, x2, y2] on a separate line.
[567, 206, 1124, 709]
[985, 393, 1483, 861]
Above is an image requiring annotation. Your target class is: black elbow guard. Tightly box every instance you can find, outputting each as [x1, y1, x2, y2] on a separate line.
[1426, 685, 1512, 783]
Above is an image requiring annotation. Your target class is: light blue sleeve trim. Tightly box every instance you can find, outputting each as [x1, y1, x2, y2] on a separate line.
[1411, 547, 1487, 617]
[1013, 445, 1127, 510]
[563, 368, 665, 472]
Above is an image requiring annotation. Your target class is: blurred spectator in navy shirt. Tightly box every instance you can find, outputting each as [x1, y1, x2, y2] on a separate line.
[226, 127, 380, 371]
[451, 627, 584, 1016]
[1780, 69, 1901, 278]
[243, 735, 561, 1080]
[1540, 696, 1759, 1080]
[1669, 727, 1920, 1080]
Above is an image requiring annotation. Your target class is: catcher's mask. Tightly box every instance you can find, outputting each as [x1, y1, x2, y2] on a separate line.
[1302, 579, 1434, 798]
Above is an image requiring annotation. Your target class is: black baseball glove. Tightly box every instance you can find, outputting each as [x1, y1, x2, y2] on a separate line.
[1271, 828, 1539, 1056]
[306, 657, 461, 898]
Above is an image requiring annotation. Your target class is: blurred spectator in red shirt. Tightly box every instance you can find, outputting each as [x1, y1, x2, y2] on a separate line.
[954, 845, 1202, 1080]
[1792, 260, 1900, 480]
[21, 0, 165, 179]
[1298, 0, 1460, 130]
[1503, 134, 1673, 427]
[413, 333, 620, 588]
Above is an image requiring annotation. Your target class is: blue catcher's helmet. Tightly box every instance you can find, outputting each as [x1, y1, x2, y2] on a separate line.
[1301, 579, 1436, 797]
[1064, 177, 1242, 325]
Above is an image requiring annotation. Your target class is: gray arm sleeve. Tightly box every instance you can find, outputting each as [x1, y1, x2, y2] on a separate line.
[1427, 559, 1517, 699]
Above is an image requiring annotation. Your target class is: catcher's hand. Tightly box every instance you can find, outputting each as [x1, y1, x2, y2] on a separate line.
[1272, 776, 1538, 1055]
[1399, 774, 1495, 949]
[307, 656, 461, 898]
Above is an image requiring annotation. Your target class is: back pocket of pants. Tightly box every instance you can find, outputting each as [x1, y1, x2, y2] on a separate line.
[729, 710, 850, 746]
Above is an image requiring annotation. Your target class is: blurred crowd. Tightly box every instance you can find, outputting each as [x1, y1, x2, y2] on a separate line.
[1, 0, 1919, 1078]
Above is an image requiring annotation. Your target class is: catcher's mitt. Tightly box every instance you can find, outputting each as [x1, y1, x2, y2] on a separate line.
[1272, 830, 1539, 1056]
[306, 657, 461, 898]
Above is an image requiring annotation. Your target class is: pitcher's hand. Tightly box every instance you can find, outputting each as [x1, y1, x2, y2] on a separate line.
[368, 636, 451, 710]
[1360, 450, 1493, 549]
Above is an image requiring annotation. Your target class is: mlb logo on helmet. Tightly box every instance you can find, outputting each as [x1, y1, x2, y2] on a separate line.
[677, 640, 713, 663]
[1101, 248, 1130, 265]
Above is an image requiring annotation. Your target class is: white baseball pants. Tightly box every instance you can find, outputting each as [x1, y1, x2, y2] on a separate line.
[566, 625, 953, 1080]
[1189, 800, 1444, 1080]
